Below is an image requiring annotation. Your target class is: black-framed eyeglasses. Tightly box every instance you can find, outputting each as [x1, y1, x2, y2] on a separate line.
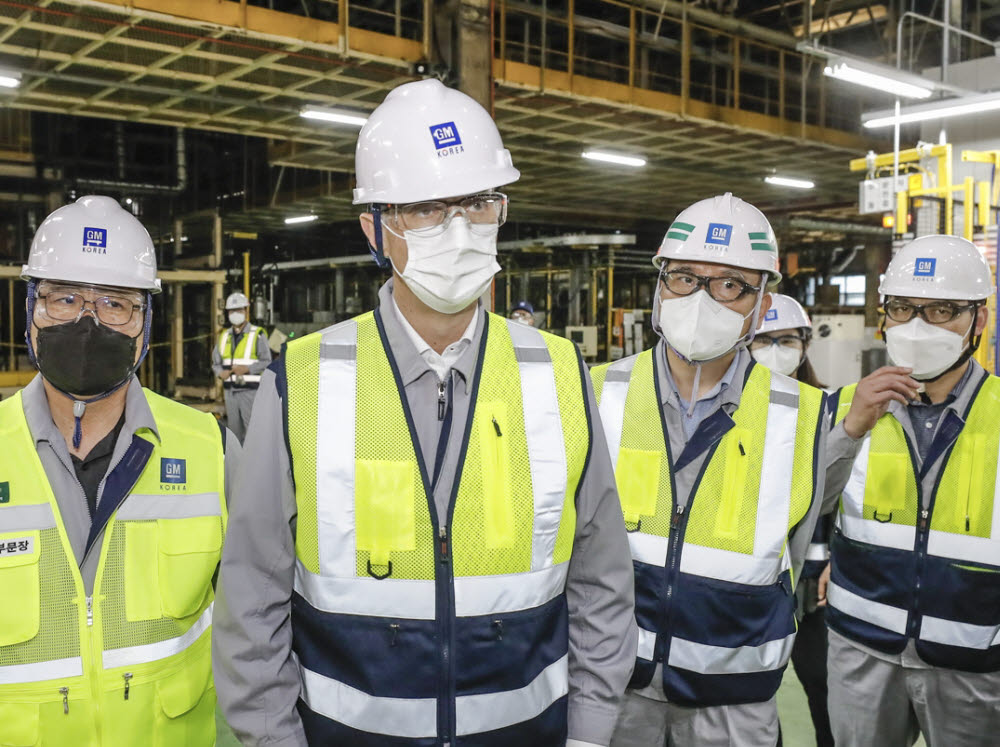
[749, 334, 806, 352]
[661, 269, 761, 303]
[884, 298, 978, 325]
[37, 289, 146, 327]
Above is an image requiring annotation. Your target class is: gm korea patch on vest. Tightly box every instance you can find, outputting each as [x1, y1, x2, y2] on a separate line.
[0, 536, 33, 556]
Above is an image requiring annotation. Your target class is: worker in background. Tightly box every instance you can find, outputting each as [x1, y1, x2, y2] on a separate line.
[593, 194, 829, 747]
[212, 291, 270, 443]
[509, 299, 536, 326]
[749, 293, 834, 747]
[823, 234, 1000, 746]
[213, 78, 637, 746]
[0, 196, 237, 745]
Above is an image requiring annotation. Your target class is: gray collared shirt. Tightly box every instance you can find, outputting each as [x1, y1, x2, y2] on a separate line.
[213, 279, 637, 747]
[17, 375, 240, 593]
[661, 343, 741, 440]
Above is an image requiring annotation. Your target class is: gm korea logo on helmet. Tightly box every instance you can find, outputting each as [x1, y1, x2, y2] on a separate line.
[161, 458, 187, 491]
[82, 227, 107, 255]
[704, 223, 733, 252]
[765, 309, 778, 321]
[430, 122, 465, 158]
[914, 258, 936, 278]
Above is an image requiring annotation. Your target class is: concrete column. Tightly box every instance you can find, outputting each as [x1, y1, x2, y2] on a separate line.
[457, 0, 492, 110]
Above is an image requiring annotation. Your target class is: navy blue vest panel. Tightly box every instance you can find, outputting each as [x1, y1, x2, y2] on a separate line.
[661, 571, 796, 706]
[916, 555, 1000, 672]
[827, 530, 915, 655]
[453, 595, 568, 696]
[628, 560, 663, 689]
[802, 514, 834, 580]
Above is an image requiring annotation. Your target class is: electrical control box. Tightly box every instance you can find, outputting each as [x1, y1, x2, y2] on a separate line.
[565, 326, 598, 357]
[859, 176, 909, 214]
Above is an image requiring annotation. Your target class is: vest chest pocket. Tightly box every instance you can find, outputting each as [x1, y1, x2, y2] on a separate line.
[0, 530, 41, 646]
[0, 702, 39, 746]
[157, 517, 222, 619]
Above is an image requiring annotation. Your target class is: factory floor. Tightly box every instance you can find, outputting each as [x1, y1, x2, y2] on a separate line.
[213, 666, 929, 745]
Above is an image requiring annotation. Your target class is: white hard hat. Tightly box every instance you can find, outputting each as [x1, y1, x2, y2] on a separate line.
[759, 293, 811, 334]
[879, 234, 994, 301]
[353, 78, 520, 205]
[22, 195, 161, 293]
[653, 193, 781, 283]
[226, 292, 250, 310]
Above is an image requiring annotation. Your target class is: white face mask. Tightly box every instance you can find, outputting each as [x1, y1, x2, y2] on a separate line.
[656, 290, 756, 361]
[394, 219, 500, 315]
[228, 311, 246, 327]
[751, 345, 803, 377]
[885, 316, 972, 380]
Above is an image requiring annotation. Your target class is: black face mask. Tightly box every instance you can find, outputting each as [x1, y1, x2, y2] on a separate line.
[34, 318, 139, 397]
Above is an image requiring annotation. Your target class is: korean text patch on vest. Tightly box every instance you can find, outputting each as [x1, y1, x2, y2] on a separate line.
[83, 227, 107, 253]
[705, 223, 732, 246]
[161, 458, 187, 484]
[0, 535, 33, 556]
[914, 258, 936, 277]
[0, 480, 8, 503]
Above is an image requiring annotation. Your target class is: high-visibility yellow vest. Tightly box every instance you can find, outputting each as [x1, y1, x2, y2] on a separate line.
[283, 309, 589, 744]
[593, 349, 824, 706]
[218, 324, 262, 385]
[0, 390, 226, 746]
[829, 377, 1000, 672]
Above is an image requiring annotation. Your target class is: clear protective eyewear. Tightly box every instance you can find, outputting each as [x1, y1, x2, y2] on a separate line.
[36, 282, 146, 327]
[384, 192, 508, 237]
[749, 333, 806, 352]
[884, 298, 978, 325]
[660, 269, 761, 303]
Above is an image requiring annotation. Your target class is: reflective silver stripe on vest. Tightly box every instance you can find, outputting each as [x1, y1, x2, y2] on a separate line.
[629, 531, 668, 568]
[678, 373, 799, 586]
[637, 627, 656, 661]
[316, 320, 359, 577]
[507, 321, 568, 570]
[0, 655, 84, 685]
[0, 502, 57, 531]
[805, 542, 830, 562]
[102, 602, 213, 670]
[597, 355, 638, 471]
[115, 493, 222, 521]
[837, 436, 917, 551]
[827, 580, 908, 634]
[920, 614, 1000, 650]
[667, 631, 796, 675]
[220, 326, 259, 364]
[297, 653, 568, 738]
[295, 559, 569, 619]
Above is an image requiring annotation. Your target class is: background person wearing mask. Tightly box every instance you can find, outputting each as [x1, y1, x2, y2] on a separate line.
[509, 299, 536, 326]
[213, 78, 637, 747]
[592, 194, 828, 747]
[824, 235, 1000, 746]
[750, 293, 834, 747]
[0, 196, 237, 746]
[212, 291, 271, 443]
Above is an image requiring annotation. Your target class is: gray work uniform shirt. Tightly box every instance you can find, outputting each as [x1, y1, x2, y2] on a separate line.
[17, 375, 240, 594]
[213, 280, 638, 747]
[824, 359, 990, 668]
[211, 324, 272, 380]
[630, 341, 830, 703]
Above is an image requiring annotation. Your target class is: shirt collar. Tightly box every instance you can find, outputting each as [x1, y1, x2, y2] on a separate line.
[893, 358, 983, 419]
[377, 279, 484, 392]
[657, 340, 748, 412]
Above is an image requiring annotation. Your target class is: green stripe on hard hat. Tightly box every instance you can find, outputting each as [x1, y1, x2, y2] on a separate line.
[671, 221, 696, 232]
[666, 231, 690, 241]
[748, 232, 770, 240]
[751, 243, 775, 252]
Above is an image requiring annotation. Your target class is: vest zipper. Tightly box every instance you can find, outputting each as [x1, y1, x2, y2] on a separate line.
[436, 524, 454, 742]
[660, 503, 690, 663]
[438, 380, 447, 421]
[910, 509, 931, 637]
[60, 686, 69, 714]
[122, 672, 132, 700]
[86, 596, 93, 626]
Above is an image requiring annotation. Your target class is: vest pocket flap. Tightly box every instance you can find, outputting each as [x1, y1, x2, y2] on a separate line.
[0, 530, 41, 646]
[355, 460, 416, 567]
[157, 517, 222, 619]
[615, 449, 661, 523]
[156, 649, 212, 719]
[0, 702, 39, 746]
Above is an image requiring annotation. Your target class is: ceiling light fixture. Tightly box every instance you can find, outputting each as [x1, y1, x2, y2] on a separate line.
[300, 106, 368, 126]
[862, 91, 1000, 128]
[765, 175, 815, 189]
[284, 215, 318, 225]
[581, 151, 647, 167]
[823, 60, 934, 99]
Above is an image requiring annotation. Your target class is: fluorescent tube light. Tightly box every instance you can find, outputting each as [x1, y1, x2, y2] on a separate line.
[765, 175, 815, 189]
[0, 74, 19, 89]
[823, 60, 933, 100]
[581, 151, 646, 167]
[300, 106, 367, 126]
[863, 92, 1000, 128]
[284, 215, 318, 225]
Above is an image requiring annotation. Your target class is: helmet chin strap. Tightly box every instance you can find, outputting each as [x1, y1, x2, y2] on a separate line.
[25, 284, 152, 449]
[368, 205, 392, 270]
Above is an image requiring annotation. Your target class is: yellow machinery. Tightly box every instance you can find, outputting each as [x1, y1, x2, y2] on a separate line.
[850, 145, 1000, 373]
